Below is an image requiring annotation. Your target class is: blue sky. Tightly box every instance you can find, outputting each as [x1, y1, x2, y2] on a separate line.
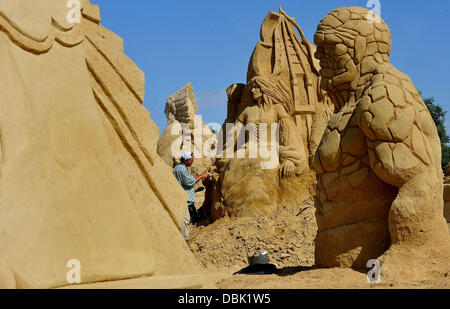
[91, 0, 450, 135]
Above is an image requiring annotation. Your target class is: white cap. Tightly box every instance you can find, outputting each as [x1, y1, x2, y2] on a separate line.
[180, 151, 193, 162]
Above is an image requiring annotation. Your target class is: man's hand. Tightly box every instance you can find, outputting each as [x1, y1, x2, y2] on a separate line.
[201, 172, 211, 180]
[279, 161, 295, 179]
[195, 172, 210, 183]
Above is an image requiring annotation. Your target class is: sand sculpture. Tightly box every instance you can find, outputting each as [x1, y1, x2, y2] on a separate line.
[313, 7, 450, 277]
[211, 7, 332, 220]
[158, 83, 217, 209]
[444, 164, 450, 232]
[158, 83, 217, 176]
[444, 187, 450, 232]
[0, 0, 204, 289]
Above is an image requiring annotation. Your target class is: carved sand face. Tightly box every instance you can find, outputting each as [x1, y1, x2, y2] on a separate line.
[248, 75, 295, 115]
[315, 43, 351, 85]
[251, 86, 263, 104]
[314, 7, 392, 94]
[314, 37, 360, 94]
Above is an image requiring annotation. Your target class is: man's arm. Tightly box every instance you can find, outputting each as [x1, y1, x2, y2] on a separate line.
[178, 166, 209, 187]
[195, 173, 210, 183]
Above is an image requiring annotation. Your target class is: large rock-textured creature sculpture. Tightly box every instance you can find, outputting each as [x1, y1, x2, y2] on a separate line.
[313, 7, 450, 277]
[0, 0, 204, 288]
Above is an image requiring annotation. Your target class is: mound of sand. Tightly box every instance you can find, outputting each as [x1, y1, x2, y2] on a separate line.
[189, 200, 317, 271]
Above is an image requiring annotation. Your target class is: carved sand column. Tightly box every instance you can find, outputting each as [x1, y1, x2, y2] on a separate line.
[157, 83, 217, 175]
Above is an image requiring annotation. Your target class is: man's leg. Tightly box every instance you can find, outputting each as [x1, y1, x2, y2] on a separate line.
[180, 205, 191, 241]
[188, 203, 200, 224]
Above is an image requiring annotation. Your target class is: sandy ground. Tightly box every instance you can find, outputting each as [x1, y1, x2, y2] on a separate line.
[189, 203, 317, 270]
[188, 203, 450, 289]
[206, 267, 450, 289]
[68, 199, 450, 289]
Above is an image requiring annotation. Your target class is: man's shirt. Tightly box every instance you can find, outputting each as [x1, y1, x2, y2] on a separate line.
[173, 163, 196, 203]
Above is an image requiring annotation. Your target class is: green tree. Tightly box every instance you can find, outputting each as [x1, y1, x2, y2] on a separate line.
[423, 95, 450, 171]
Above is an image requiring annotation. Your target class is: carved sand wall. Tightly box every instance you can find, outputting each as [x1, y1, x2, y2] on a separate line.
[313, 6, 450, 279]
[0, 0, 203, 288]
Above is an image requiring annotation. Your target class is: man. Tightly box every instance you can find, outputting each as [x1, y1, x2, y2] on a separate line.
[173, 151, 210, 241]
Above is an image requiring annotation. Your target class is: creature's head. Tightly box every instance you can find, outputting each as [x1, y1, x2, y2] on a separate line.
[314, 7, 392, 94]
[248, 75, 294, 115]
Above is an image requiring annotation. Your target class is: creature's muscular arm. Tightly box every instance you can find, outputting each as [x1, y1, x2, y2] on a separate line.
[357, 78, 444, 242]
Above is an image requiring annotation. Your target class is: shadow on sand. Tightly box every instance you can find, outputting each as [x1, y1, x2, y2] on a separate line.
[233, 265, 368, 277]
[233, 264, 316, 276]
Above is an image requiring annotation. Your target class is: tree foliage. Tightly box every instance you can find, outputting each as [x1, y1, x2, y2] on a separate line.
[423, 96, 450, 171]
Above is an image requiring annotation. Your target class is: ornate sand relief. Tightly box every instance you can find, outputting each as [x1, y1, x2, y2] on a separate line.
[209, 7, 332, 220]
[247, 6, 331, 162]
[0, 1, 83, 54]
